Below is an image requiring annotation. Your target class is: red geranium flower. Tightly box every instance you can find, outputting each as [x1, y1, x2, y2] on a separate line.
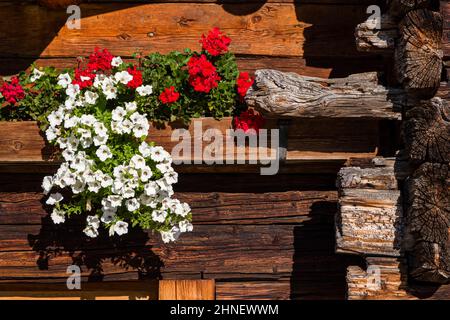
[233, 109, 265, 134]
[187, 55, 221, 93]
[87, 47, 114, 71]
[0, 76, 25, 104]
[72, 67, 95, 89]
[200, 27, 231, 56]
[126, 66, 143, 89]
[159, 86, 180, 104]
[236, 72, 254, 98]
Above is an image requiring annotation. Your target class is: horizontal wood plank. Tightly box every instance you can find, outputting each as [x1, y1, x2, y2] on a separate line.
[0, 2, 372, 58]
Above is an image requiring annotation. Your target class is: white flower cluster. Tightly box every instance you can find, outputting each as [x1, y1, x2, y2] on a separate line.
[42, 57, 192, 243]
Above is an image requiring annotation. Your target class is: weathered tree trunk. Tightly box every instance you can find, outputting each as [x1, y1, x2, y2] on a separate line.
[245, 70, 403, 119]
[395, 9, 443, 96]
[404, 97, 450, 163]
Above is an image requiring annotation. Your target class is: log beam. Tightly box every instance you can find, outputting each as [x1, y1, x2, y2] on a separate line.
[404, 97, 450, 163]
[395, 9, 443, 96]
[245, 70, 403, 119]
[406, 163, 450, 284]
[355, 14, 398, 53]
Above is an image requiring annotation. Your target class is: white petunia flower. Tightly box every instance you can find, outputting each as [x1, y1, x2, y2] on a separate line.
[151, 210, 167, 223]
[179, 220, 193, 233]
[84, 91, 99, 105]
[139, 141, 151, 157]
[121, 187, 135, 199]
[99, 174, 113, 188]
[112, 107, 126, 122]
[140, 166, 153, 182]
[96, 145, 112, 162]
[51, 208, 66, 224]
[102, 81, 117, 100]
[136, 85, 153, 96]
[30, 68, 45, 82]
[84, 225, 99, 238]
[125, 102, 137, 112]
[101, 210, 116, 224]
[93, 134, 108, 146]
[45, 127, 60, 142]
[42, 176, 54, 195]
[144, 181, 159, 196]
[80, 114, 97, 126]
[57, 73, 72, 88]
[64, 115, 80, 129]
[130, 155, 146, 170]
[111, 56, 123, 67]
[121, 119, 133, 134]
[66, 84, 80, 98]
[125, 198, 140, 212]
[164, 169, 178, 185]
[160, 226, 181, 243]
[114, 71, 133, 85]
[46, 192, 63, 205]
[86, 215, 100, 229]
[133, 122, 149, 138]
[149, 146, 167, 162]
[113, 221, 128, 236]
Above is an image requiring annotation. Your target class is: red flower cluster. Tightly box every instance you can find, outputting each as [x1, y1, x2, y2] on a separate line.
[236, 72, 254, 98]
[187, 55, 221, 93]
[159, 86, 180, 104]
[126, 66, 143, 89]
[0, 76, 25, 104]
[233, 109, 265, 134]
[72, 67, 96, 89]
[200, 27, 231, 56]
[87, 47, 114, 72]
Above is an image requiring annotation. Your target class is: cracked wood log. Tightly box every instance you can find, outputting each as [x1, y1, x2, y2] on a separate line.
[336, 159, 404, 257]
[406, 162, 450, 283]
[404, 97, 450, 163]
[395, 9, 443, 96]
[355, 14, 398, 53]
[245, 70, 403, 119]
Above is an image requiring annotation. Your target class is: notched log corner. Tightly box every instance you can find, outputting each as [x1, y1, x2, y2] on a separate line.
[388, 0, 432, 18]
[395, 9, 443, 95]
[245, 70, 403, 120]
[407, 163, 450, 283]
[336, 159, 404, 257]
[404, 97, 450, 163]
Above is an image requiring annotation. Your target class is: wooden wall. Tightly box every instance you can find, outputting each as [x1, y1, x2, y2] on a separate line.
[0, 0, 405, 299]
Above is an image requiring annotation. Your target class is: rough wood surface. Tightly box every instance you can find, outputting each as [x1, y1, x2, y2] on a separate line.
[245, 70, 403, 119]
[395, 9, 443, 95]
[406, 163, 450, 284]
[0, 172, 361, 299]
[404, 97, 450, 163]
[355, 14, 398, 53]
[0, 119, 391, 168]
[336, 170, 404, 257]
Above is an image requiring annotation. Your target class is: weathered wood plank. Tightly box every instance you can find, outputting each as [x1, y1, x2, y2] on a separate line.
[245, 70, 403, 119]
[159, 280, 215, 300]
[0, 3, 371, 58]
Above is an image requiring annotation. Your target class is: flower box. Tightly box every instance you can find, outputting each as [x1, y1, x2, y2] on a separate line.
[0, 117, 386, 171]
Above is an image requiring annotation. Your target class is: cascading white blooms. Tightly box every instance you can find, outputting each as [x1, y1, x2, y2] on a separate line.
[41, 57, 193, 243]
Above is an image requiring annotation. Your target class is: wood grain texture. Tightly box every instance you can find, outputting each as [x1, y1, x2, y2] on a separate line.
[404, 97, 450, 163]
[159, 280, 215, 300]
[0, 2, 370, 58]
[395, 9, 443, 95]
[406, 163, 450, 284]
[245, 70, 403, 119]
[0, 119, 392, 167]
